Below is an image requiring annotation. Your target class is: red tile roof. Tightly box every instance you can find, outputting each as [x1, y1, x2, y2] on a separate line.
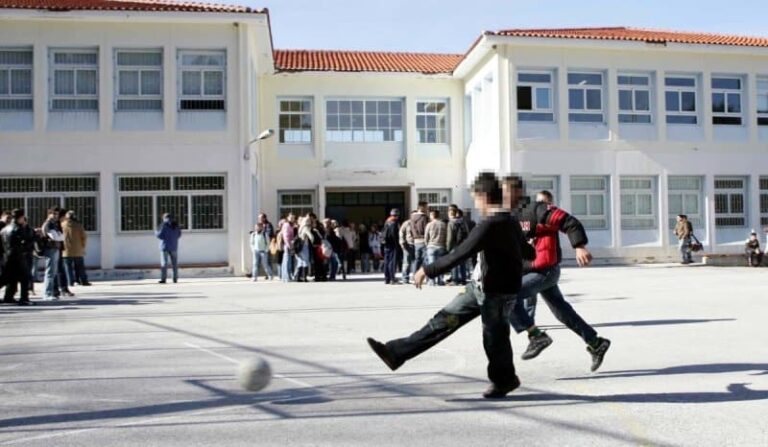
[0, 0, 263, 14]
[274, 49, 463, 74]
[491, 27, 768, 48]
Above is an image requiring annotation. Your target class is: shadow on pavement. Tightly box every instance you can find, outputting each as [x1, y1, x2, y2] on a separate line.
[559, 363, 768, 381]
[541, 318, 735, 331]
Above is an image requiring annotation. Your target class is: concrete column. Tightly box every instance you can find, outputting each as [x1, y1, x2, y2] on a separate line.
[747, 73, 759, 143]
[99, 169, 115, 269]
[163, 44, 174, 133]
[656, 70, 667, 142]
[99, 44, 110, 133]
[33, 43, 46, 133]
[557, 67, 569, 142]
[749, 174, 761, 233]
[497, 47, 512, 174]
[705, 174, 717, 250]
[659, 173, 670, 247]
[702, 72, 713, 141]
[405, 95, 417, 168]
[610, 174, 622, 248]
[606, 68, 619, 143]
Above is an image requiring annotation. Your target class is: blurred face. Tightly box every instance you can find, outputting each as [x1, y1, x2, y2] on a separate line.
[536, 193, 551, 204]
[258, 214, 266, 223]
[502, 182, 524, 210]
[473, 192, 489, 216]
[287, 213, 295, 223]
[750, 234, 757, 240]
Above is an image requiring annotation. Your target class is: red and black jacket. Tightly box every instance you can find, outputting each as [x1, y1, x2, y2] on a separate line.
[516, 202, 588, 272]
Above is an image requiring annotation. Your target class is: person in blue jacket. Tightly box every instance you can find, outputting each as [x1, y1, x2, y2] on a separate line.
[155, 213, 182, 283]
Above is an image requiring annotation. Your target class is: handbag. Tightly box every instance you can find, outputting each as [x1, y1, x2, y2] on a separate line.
[689, 234, 703, 252]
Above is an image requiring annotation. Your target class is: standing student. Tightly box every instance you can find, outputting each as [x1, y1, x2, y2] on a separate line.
[156, 213, 182, 284]
[446, 205, 469, 285]
[62, 211, 90, 287]
[250, 223, 273, 281]
[410, 202, 429, 277]
[41, 207, 65, 300]
[369, 224, 382, 272]
[1, 209, 34, 306]
[367, 172, 535, 399]
[280, 214, 296, 282]
[382, 209, 400, 284]
[424, 210, 447, 286]
[674, 214, 694, 265]
[745, 231, 763, 267]
[398, 213, 415, 284]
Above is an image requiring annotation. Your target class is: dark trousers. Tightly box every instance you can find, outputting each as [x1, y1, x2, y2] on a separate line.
[2, 259, 31, 302]
[54, 251, 70, 294]
[509, 266, 598, 345]
[385, 282, 517, 386]
[383, 246, 397, 283]
[64, 256, 88, 286]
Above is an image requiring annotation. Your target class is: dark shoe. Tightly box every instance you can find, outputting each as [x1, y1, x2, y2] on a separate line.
[3, 298, 18, 304]
[81, 282, 92, 286]
[173, 279, 178, 283]
[63, 291, 75, 297]
[18, 300, 35, 306]
[158, 280, 166, 284]
[366, 337, 402, 371]
[588, 337, 611, 372]
[482, 376, 521, 399]
[521, 332, 553, 360]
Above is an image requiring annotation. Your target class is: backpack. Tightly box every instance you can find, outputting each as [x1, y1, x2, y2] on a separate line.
[292, 235, 304, 253]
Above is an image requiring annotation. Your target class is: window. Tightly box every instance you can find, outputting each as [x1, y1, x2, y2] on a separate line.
[668, 176, 704, 229]
[178, 50, 225, 111]
[618, 74, 651, 124]
[760, 177, 768, 226]
[50, 49, 98, 111]
[516, 72, 554, 122]
[418, 189, 451, 218]
[0, 176, 99, 231]
[325, 99, 403, 142]
[711, 77, 742, 125]
[0, 49, 33, 111]
[714, 177, 747, 227]
[278, 99, 312, 143]
[757, 78, 768, 126]
[278, 191, 314, 218]
[665, 76, 698, 124]
[416, 100, 449, 143]
[118, 174, 225, 232]
[619, 177, 656, 230]
[570, 176, 609, 229]
[526, 176, 559, 205]
[115, 50, 162, 111]
[568, 72, 603, 123]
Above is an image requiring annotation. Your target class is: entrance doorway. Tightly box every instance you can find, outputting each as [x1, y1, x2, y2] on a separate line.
[325, 189, 408, 227]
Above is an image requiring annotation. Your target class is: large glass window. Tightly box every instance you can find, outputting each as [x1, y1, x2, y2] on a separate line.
[278, 99, 312, 144]
[50, 49, 98, 111]
[118, 174, 225, 232]
[526, 176, 559, 205]
[568, 72, 603, 123]
[665, 76, 698, 124]
[325, 99, 403, 142]
[115, 49, 162, 111]
[757, 78, 768, 126]
[570, 176, 609, 229]
[278, 191, 315, 218]
[417, 189, 451, 218]
[0, 176, 99, 231]
[711, 77, 743, 125]
[668, 176, 704, 229]
[620, 177, 657, 230]
[416, 100, 449, 143]
[618, 74, 651, 124]
[0, 49, 33, 111]
[517, 71, 554, 122]
[714, 177, 747, 227]
[178, 50, 225, 111]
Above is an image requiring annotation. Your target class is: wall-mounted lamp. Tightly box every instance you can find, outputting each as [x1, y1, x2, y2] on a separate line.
[243, 128, 275, 160]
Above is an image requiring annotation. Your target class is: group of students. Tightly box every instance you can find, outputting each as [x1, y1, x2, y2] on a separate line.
[366, 172, 611, 399]
[0, 207, 90, 306]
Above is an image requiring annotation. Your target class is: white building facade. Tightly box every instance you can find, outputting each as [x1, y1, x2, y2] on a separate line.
[2, 2, 767, 271]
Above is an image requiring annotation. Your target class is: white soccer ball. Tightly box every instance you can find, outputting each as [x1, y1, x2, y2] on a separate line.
[238, 357, 272, 392]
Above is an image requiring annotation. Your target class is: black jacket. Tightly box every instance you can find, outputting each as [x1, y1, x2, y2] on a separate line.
[515, 201, 588, 271]
[1, 223, 34, 266]
[423, 211, 534, 295]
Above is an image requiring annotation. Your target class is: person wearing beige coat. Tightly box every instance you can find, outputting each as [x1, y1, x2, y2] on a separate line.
[62, 211, 90, 286]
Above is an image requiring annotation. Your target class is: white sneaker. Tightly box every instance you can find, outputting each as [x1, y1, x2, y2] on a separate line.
[43, 296, 59, 301]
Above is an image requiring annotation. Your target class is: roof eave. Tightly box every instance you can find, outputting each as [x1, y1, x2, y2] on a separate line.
[0, 7, 268, 24]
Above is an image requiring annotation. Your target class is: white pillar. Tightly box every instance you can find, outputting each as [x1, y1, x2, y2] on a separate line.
[557, 67, 569, 142]
[99, 169, 115, 269]
[606, 68, 619, 142]
[656, 70, 667, 142]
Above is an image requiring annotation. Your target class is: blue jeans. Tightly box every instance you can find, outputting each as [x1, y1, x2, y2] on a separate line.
[252, 251, 273, 280]
[329, 253, 340, 280]
[509, 265, 598, 345]
[281, 250, 294, 282]
[425, 246, 446, 285]
[679, 237, 692, 263]
[160, 250, 178, 282]
[43, 248, 60, 298]
[449, 249, 467, 284]
[385, 282, 517, 386]
[401, 244, 414, 282]
[412, 242, 427, 276]
[383, 246, 397, 283]
[64, 256, 88, 286]
[361, 253, 371, 273]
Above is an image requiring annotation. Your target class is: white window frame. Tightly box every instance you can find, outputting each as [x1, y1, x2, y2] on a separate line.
[760, 177, 768, 226]
[416, 99, 449, 144]
[665, 75, 698, 125]
[0, 175, 99, 233]
[516, 70, 555, 123]
[711, 76, 743, 126]
[114, 49, 163, 112]
[526, 176, 559, 205]
[278, 190, 315, 218]
[325, 98, 404, 143]
[278, 97, 313, 144]
[117, 174, 227, 233]
[620, 177, 657, 230]
[757, 77, 768, 126]
[567, 71, 604, 123]
[0, 48, 33, 111]
[570, 176, 609, 230]
[418, 189, 451, 218]
[618, 73, 652, 124]
[667, 176, 704, 229]
[714, 176, 747, 227]
[49, 48, 99, 111]
[177, 49, 226, 112]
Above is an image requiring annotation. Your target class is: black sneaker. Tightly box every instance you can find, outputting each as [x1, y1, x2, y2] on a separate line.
[482, 375, 521, 399]
[587, 337, 611, 372]
[521, 332, 553, 360]
[366, 337, 402, 371]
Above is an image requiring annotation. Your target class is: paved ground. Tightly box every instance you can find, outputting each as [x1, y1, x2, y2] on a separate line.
[0, 265, 766, 446]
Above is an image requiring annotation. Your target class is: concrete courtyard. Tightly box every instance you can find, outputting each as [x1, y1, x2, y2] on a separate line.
[0, 265, 766, 446]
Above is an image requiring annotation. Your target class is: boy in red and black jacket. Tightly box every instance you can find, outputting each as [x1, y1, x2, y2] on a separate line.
[502, 177, 611, 373]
